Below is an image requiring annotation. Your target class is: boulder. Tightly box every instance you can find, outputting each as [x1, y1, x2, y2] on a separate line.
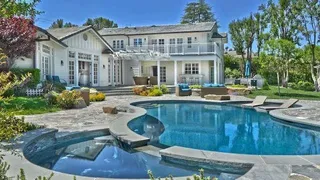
[74, 98, 87, 109]
[205, 94, 231, 101]
[103, 106, 118, 114]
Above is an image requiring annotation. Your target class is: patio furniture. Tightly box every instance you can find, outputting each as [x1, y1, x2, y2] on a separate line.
[176, 84, 192, 96]
[149, 76, 157, 86]
[66, 86, 81, 91]
[205, 94, 230, 101]
[242, 96, 267, 108]
[46, 75, 53, 82]
[259, 99, 299, 111]
[200, 83, 228, 98]
[52, 76, 68, 86]
[234, 79, 241, 85]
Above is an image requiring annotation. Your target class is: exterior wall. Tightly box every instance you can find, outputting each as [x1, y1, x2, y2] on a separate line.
[12, 56, 34, 69]
[100, 54, 110, 86]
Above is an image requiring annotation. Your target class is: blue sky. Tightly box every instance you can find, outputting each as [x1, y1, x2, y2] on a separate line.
[35, 0, 267, 48]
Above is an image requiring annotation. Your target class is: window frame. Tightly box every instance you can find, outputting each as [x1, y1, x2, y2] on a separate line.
[184, 63, 199, 75]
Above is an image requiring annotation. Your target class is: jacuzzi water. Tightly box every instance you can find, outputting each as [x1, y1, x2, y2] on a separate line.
[129, 101, 320, 155]
[26, 136, 226, 179]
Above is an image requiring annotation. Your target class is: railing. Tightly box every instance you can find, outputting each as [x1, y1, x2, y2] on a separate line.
[125, 42, 218, 56]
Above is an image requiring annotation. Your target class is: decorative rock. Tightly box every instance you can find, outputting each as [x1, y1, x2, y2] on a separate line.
[74, 98, 87, 109]
[103, 106, 118, 114]
[205, 94, 231, 101]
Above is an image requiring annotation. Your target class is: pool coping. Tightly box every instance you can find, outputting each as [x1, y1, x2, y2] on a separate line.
[109, 99, 320, 170]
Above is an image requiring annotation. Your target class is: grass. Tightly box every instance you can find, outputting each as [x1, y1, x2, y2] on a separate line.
[246, 86, 320, 100]
[0, 97, 61, 115]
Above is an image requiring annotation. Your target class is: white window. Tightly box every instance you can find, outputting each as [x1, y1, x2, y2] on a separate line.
[185, 63, 199, 74]
[117, 40, 120, 49]
[108, 59, 111, 83]
[169, 39, 176, 53]
[120, 40, 124, 49]
[117, 61, 120, 83]
[159, 39, 164, 53]
[113, 41, 116, 48]
[94, 55, 99, 61]
[41, 56, 50, 79]
[94, 63, 98, 84]
[177, 38, 183, 53]
[160, 67, 166, 83]
[42, 45, 50, 54]
[187, 37, 192, 48]
[69, 61, 75, 84]
[69, 51, 75, 58]
[134, 38, 142, 47]
[78, 53, 91, 60]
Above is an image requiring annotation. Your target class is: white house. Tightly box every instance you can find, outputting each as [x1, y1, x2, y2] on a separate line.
[14, 22, 227, 87]
[100, 22, 227, 86]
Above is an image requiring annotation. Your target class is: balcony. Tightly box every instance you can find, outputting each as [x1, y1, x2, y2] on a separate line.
[122, 42, 220, 56]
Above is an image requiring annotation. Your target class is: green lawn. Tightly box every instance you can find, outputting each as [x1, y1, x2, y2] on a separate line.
[246, 86, 320, 100]
[0, 97, 61, 115]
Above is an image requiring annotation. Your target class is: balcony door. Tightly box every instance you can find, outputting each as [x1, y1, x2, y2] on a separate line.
[177, 38, 183, 53]
[158, 39, 164, 53]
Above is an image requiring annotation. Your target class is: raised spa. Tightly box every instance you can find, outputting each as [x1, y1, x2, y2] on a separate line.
[129, 101, 320, 155]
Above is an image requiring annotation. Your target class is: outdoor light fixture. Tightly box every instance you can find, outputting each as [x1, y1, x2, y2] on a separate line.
[61, 60, 64, 66]
[103, 65, 106, 69]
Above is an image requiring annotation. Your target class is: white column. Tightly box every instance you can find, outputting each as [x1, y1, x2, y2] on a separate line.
[91, 55, 94, 86]
[157, 60, 160, 86]
[174, 60, 178, 85]
[217, 60, 220, 84]
[214, 59, 217, 84]
[75, 52, 79, 86]
[111, 58, 115, 86]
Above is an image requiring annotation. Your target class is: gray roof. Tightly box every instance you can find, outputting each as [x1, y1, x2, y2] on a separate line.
[99, 22, 217, 36]
[46, 26, 91, 40]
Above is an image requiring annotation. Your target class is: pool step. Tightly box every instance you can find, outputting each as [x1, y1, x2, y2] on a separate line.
[94, 135, 115, 144]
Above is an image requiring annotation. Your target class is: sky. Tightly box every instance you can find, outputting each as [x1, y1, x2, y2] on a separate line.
[35, 0, 267, 48]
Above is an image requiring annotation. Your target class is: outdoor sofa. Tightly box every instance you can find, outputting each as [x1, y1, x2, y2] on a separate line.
[200, 83, 228, 98]
[176, 83, 192, 96]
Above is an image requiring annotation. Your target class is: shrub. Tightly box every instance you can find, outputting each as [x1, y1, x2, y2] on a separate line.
[160, 84, 169, 94]
[230, 84, 247, 88]
[44, 91, 59, 105]
[232, 69, 242, 79]
[90, 92, 106, 102]
[148, 88, 163, 96]
[53, 83, 66, 93]
[0, 111, 39, 141]
[190, 85, 202, 89]
[11, 68, 40, 88]
[297, 81, 315, 91]
[140, 90, 149, 96]
[225, 67, 233, 78]
[262, 80, 270, 90]
[133, 86, 147, 95]
[57, 90, 81, 109]
[288, 82, 298, 89]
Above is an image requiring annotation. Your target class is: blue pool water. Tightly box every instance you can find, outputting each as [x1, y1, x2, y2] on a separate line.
[27, 137, 224, 179]
[129, 101, 320, 155]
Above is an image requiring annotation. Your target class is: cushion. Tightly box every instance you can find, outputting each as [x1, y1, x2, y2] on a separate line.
[178, 83, 189, 89]
[181, 88, 191, 92]
[66, 86, 81, 91]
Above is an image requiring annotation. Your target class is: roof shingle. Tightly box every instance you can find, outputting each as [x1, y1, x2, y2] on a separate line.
[46, 26, 91, 40]
[99, 22, 217, 36]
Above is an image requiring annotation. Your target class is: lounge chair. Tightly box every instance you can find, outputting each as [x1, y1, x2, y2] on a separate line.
[52, 76, 68, 86]
[259, 99, 299, 111]
[242, 96, 267, 108]
[176, 83, 191, 96]
[46, 75, 53, 82]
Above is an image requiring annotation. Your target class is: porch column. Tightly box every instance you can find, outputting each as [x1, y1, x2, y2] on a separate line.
[217, 60, 220, 84]
[75, 52, 79, 86]
[174, 60, 178, 86]
[157, 60, 160, 86]
[214, 59, 217, 84]
[111, 58, 115, 86]
[91, 55, 94, 86]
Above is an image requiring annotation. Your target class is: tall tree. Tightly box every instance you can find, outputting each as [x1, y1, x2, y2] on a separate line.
[181, 0, 216, 24]
[0, 0, 41, 18]
[295, 0, 320, 91]
[242, 14, 256, 65]
[83, 17, 118, 30]
[49, 19, 78, 29]
[0, 17, 37, 69]
[254, 8, 268, 57]
[229, 19, 246, 76]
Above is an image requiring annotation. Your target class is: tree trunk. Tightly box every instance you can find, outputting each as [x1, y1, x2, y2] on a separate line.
[277, 72, 281, 96]
[310, 45, 319, 92]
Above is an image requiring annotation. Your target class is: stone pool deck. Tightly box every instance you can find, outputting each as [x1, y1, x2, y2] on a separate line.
[11, 95, 320, 180]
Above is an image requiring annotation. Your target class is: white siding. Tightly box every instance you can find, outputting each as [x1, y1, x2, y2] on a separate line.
[12, 57, 33, 68]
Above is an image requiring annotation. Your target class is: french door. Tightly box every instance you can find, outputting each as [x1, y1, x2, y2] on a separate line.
[159, 39, 164, 53]
[41, 56, 50, 80]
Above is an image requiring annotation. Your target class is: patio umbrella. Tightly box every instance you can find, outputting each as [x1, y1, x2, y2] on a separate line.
[245, 60, 251, 78]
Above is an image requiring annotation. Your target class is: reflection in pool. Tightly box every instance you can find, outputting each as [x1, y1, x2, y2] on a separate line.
[129, 102, 320, 155]
[26, 137, 225, 179]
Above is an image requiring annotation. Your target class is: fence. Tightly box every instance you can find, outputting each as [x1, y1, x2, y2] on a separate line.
[26, 89, 44, 97]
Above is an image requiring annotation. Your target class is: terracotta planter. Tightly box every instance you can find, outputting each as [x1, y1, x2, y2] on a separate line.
[133, 77, 148, 85]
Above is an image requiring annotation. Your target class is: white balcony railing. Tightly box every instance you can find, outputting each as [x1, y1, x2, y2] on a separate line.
[124, 42, 219, 56]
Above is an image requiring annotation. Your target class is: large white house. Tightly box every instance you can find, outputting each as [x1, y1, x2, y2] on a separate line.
[14, 22, 227, 87]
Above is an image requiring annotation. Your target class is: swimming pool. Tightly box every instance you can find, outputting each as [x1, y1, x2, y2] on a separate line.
[129, 101, 320, 155]
[26, 134, 230, 179]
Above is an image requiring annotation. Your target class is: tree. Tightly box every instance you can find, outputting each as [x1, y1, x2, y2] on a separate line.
[83, 17, 118, 30]
[295, 0, 320, 91]
[181, 0, 216, 24]
[254, 8, 268, 57]
[0, 0, 41, 18]
[262, 39, 297, 95]
[0, 17, 37, 69]
[49, 19, 78, 29]
[242, 14, 256, 65]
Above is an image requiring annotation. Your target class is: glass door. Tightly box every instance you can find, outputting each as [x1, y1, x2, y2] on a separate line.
[158, 39, 164, 53]
[41, 56, 50, 80]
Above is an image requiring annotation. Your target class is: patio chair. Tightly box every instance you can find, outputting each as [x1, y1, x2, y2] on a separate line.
[200, 83, 228, 98]
[242, 96, 267, 108]
[52, 76, 68, 86]
[46, 75, 53, 82]
[258, 99, 299, 111]
[176, 83, 191, 96]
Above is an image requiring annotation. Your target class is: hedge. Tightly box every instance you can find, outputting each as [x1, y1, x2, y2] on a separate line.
[10, 68, 40, 88]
